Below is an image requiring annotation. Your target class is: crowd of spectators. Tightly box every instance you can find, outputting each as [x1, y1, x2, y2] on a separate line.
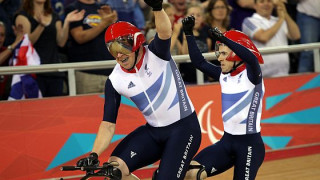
[0, 0, 319, 99]
[242, 0, 300, 77]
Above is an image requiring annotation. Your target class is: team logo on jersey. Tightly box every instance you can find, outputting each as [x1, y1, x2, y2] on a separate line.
[83, 14, 101, 27]
[223, 77, 227, 82]
[238, 73, 243, 83]
[130, 151, 137, 158]
[128, 81, 135, 89]
[211, 167, 217, 174]
[145, 64, 152, 77]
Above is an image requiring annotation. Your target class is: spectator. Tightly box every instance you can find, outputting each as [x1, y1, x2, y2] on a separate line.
[181, 3, 212, 84]
[242, 0, 300, 77]
[228, 0, 255, 30]
[297, 0, 320, 73]
[14, 0, 85, 97]
[0, 0, 22, 46]
[205, 0, 232, 49]
[101, 0, 146, 30]
[170, 0, 188, 23]
[65, 0, 117, 94]
[281, 0, 300, 74]
[0, 22, 23, 100]
[0, 22, 23, 65]
[204, 0, 233, 82]
[182, 3, 211, 54]
[145, 3, 182, 55]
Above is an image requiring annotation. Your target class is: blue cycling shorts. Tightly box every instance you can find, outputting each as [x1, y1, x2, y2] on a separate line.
[111, 112, 202, 180]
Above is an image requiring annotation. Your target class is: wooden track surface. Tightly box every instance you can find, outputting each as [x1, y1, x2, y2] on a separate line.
[207, 154, 320, 180]
[142, 154, 320, 180]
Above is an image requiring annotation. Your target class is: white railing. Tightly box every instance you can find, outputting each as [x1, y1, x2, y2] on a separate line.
[0, 42, 319, 96]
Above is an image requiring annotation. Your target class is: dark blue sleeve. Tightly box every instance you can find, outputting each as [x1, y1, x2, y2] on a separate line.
[148, 33, 171, 61]
[221, 37, 262, 85]
[186, 35, 221, 80]
[103, 79, 121, 123]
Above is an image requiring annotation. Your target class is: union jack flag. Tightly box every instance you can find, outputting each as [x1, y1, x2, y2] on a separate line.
[8, 34, 42, 100]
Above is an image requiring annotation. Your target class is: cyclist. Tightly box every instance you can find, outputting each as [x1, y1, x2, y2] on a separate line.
[182, 15, 265, 180]
[76, 1, 201, 179]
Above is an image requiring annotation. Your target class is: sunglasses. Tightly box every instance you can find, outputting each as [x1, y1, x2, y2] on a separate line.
[106, 36, 134, 58]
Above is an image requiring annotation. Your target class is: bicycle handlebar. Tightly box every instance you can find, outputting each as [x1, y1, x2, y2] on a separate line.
[61, 161, 119, 171]
[60, 161, 121, 180]
[60, 166, 82, 171]
[80, 166, 104, 171]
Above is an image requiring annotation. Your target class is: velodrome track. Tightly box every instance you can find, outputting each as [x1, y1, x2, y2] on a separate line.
[0, 73, 319, 179]
[136, 143, 320, 180]
[201, 145, 320, 180]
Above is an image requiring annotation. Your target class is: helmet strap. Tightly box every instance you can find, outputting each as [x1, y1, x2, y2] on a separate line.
[226, 61, 244, 74]
[127, 48, 140, 71]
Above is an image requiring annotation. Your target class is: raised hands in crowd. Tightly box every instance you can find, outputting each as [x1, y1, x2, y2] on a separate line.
[97, 5, 118, 27]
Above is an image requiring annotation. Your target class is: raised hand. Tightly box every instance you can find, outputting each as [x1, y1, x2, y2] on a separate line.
[76, 152, 100, 167]
[10, 24, 24, 49]
[144, 0, 163, 11]
[13, 24, 24, 40]
[35, 13, 51, 27]
[98, 5, 118, 26]
[276, 1, 286, 20]
[182, 15, 195, 36]
[65, 9, 85, 23]
[209, 27, 224, 41]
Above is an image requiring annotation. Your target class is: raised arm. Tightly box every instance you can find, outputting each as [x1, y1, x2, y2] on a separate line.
[15, 14, 45, 45]
[145, 0, 172, 40]
[209, 28, 262, 84]
[250, 17, 284, 44]
[0, 24, 23, 64]
[67, 5, 117, 44]
[56, 10, 85, 47]
[182, 16, 221, 80]
[277, 2, 300, 40]
[145, 0, 172, 60]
